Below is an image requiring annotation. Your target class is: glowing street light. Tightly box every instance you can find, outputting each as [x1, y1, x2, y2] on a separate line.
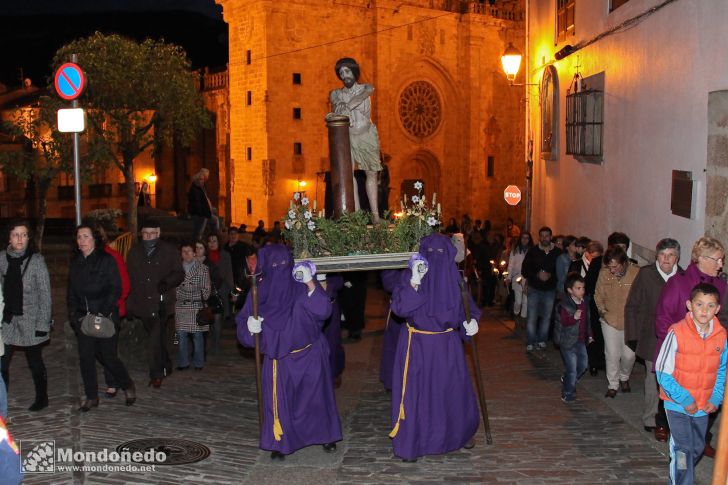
[501, 42, 522, 83]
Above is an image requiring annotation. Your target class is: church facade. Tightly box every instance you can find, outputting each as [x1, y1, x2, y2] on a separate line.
[216, 0, 526, 229]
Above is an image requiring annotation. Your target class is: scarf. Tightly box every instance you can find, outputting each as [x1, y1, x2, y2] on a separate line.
[143, 238, 158, 256]
[3, 247, 32, 322]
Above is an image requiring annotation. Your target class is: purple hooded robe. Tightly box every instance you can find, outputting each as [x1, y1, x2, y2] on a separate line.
[389, 233, 481, 460]
[236, 245, 342, 454]
[322, 275, 346, 381]
[379, 269, 407, 391]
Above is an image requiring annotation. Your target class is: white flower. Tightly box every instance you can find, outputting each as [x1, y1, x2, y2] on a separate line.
[304, 210, 312, 220]
[288, 210, 297, 219]
[427, 216, 437, 227]
[301, 197, 309, 206]
[414, 181, 423, 191]
[293, 192, 301, 200]
[285, 220, 292, 229]
[411, 195, 420, 204]
[307, 220, 316, 230]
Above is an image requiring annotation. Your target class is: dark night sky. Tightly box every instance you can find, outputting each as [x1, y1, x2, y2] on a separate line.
[0, 0, 227, 89]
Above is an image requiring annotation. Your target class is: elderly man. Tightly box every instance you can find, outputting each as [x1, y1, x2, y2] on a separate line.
[126, 219, 185, 388]
[328, 57, 382, 222]
[624, 238, 680, 440]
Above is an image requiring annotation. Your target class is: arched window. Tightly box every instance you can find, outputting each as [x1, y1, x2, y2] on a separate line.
[540, 65, 559, 160]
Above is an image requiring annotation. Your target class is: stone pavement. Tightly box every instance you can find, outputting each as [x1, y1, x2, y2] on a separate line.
[3, 276, 717, 484]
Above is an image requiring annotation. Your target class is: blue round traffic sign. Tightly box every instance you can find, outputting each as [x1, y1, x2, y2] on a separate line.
[54, 63, 86, 101]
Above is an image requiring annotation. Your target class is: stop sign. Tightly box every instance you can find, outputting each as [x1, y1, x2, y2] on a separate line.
[504, 185, 521, 206]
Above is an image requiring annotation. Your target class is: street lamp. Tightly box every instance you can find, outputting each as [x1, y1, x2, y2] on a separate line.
[501, 42, 522, 83]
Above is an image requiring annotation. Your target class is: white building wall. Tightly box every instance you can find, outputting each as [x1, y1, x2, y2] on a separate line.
[527, 0, 728, 261]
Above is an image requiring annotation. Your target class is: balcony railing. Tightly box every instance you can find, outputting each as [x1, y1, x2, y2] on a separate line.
[399, 1, 523, 19]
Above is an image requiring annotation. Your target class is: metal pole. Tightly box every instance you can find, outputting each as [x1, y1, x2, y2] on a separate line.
[71, 53, 82, 226]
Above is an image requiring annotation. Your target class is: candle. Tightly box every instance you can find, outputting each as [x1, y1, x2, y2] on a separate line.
[432, 192, 437, 206]
[437, 203, 441, 215]
[313, 199, 317, 211]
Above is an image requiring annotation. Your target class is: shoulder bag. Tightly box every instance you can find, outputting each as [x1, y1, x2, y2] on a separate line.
[80, 298, 115, 338]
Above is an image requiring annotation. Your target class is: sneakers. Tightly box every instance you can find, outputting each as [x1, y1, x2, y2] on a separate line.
[537, 341, 547, 350]
[561, 394, 575, 403]
[526, 344, 534, 352]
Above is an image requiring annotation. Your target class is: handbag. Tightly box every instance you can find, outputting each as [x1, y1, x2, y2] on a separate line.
[80, 299, 115, 338]
[195, 289, 215, 326]
[207, 290, 224, 315]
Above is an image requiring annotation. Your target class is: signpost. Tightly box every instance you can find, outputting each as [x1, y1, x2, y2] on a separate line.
[504, 185, 522, 206]
[54, 57, 85, 226]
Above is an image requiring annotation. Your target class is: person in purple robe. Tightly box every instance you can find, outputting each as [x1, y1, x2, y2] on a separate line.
[379, 269, 407, 391]
[317, 274, 346, 387]
[236, 244, 342, 460]
[389, 233, 481, 462]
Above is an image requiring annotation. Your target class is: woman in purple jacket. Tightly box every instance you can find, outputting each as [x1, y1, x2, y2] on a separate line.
[654, 236, 725, 455]
[654, 237, 726, 359]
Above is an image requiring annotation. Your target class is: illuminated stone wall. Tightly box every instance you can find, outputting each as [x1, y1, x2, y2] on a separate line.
[217, 0, 525, 229]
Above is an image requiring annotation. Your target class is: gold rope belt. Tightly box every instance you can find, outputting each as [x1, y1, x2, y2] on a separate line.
[389, 323, 455, 438]
[271, 343, 312, 441]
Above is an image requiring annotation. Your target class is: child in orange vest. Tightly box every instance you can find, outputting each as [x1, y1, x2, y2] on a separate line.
[656, 283, 727, 485]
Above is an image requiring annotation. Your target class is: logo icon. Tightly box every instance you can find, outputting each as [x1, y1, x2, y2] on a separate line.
[20, 440, 55, 473]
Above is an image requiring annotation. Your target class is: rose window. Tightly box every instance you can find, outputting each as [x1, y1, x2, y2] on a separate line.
[398, 81, 441, 139]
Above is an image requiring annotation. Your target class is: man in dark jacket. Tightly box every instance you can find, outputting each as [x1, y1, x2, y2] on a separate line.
[521, 226, 562, 351]
[624, 238, 680, 442]
[126, 219, 185, 388]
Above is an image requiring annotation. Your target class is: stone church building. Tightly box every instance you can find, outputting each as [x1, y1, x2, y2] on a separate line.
[215, 0, 526, 228]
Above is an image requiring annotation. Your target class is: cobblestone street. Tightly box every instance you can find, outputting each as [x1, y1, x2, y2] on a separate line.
[5, 276, 716, 484]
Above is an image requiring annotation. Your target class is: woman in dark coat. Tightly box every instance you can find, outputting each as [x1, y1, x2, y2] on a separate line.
[67, 225, 135, 411]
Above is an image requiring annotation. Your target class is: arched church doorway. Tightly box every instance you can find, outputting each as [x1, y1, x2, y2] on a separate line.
[398, 151, 441, 207]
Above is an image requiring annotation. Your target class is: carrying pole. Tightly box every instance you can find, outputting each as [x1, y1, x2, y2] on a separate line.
[460, 279, 493, 445]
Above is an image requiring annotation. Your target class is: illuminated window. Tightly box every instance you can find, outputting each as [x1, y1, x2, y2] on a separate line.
[556, 0, 575, 43]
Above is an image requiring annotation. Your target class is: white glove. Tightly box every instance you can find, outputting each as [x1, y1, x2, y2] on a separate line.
[410, 260, 428, 285]
[293, 265, 313, 283]
[247, 315, 263, 334]
[463, 318, 478, 337]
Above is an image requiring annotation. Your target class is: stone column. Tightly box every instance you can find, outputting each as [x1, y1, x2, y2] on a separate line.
[326, 115, 355, 218]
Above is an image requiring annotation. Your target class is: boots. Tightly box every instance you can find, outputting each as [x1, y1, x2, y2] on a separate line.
[28, 370, 48, 411]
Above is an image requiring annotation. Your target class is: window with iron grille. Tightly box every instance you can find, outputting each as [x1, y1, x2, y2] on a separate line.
[556, 0, 575, 43]
[565, 72, 604, 163]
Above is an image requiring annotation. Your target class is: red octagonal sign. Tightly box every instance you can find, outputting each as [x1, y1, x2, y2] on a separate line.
[504, 185, 521, 206]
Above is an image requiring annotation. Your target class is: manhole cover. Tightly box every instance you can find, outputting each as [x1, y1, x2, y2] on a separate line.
[116, 438, 211, 465]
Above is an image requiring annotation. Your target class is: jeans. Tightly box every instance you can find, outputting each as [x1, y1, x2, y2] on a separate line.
[560, 342, 587, 399]
[512, 281, 527, 318]
[666, 409, 709, 485]
[0, 358, 6, 419]
[177, 331, 204, 369]
[526, 288, 555, 345]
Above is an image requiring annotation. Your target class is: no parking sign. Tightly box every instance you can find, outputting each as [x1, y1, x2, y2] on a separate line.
[54, 63, 85, 100]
